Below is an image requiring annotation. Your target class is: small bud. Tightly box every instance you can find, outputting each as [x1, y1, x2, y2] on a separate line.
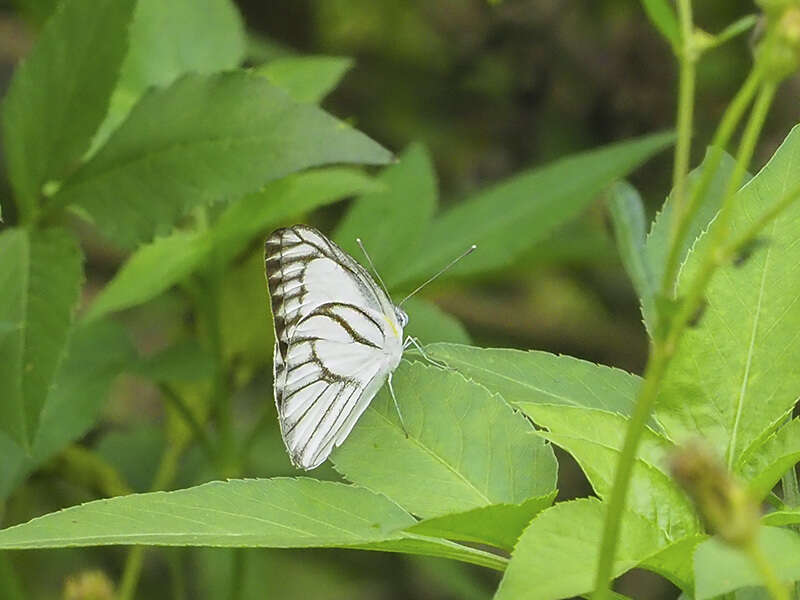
[756, 6, 800, 82]
[63, 570, 115, 600]
[670, 440, 760, 547]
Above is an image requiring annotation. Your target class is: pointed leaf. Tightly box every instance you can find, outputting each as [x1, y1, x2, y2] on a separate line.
[257, 56, 353, 103]
[1, 0, 136, 216]
[427, 343, 641, 417]
[738, 418, 800, 500]
[525, 404, 699, 540]
[694, 527, 800, 599]
[53, 72, 392, 247]
[645, 148, 738, 289]
[640, 0, 681, 50]
[0, 227, 82, 448]
[332, 362, 558, 518]
[0, 320, 135, 500]
[495, 498, 669, 600]
[334, 143, 437, 287]
[91, 0, 245, 151]
[0, 477, 504, 569]
[406, 492, 556, 550]
[608, 181, 657, 332]
[392, 132, 673, 284]
[655, 126, 800, 467]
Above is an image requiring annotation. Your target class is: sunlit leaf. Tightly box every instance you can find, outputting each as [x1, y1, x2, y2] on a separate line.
[257, 56, 353, 103]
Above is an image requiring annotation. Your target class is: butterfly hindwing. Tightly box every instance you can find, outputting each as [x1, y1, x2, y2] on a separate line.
[265, 225, 404, 469]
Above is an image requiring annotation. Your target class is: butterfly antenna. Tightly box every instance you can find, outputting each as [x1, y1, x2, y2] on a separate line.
[398, 244, 477, 307]
[356, 238, 393, 299]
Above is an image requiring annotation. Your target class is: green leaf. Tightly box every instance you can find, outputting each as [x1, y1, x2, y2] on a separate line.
[332, 362, 558, 518]
[694, 527, 800, 599]
[640, 534, 706, 591]
[640, 0, 681, 50]
[212, 167, 381, 265]
[0, 227, 83, 448]
[91, 0, 246, 151]
[0, 477, 505, 569]
[426, 343, 641, 417]
[738, 418, 800, 500]
[0, 320, 135, 500]
[132, 341, 215, 383]
[645, 148, 738, 290]
[334, 143, 437, 287]
[86, 168, 379, 321]
[85, 230, 207, 322]
[256, 56, 353, 103]
[762, 510, 800, 527]
[655, 126, 800, 468]
[608, 181, 657, 333]
[391, 132, 673, 285]
[402, 297, 471, 345]
[53, 72, 393, 247]
[495, 498, 668, 600]
[406, 492, 556, 550]
[1, 0, 136, 219]
[525, 404, 699, 540]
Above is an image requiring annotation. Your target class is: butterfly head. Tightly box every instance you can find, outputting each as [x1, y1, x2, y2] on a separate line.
[394, 306, 409, 329]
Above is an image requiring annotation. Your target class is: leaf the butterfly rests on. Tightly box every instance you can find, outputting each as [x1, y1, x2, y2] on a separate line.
[264, 225, 407, 470]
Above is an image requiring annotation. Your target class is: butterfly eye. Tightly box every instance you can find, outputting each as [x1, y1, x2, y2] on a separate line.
[395, 307, 409, 328]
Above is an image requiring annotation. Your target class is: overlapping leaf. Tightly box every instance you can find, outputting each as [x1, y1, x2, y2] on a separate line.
[332, 362, 558, 518]
[655, 126, 800, 468]
[53, 72, 392, 247]
[257, 56, 353, 104]
[1, 0, 136, 216]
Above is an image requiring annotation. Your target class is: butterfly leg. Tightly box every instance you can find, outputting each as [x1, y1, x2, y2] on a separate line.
[387, 372, 409, 438]
[403, 336, 449, 370]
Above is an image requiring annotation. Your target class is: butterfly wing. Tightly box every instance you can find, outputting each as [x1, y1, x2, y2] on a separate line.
[265, 225, 403, 469]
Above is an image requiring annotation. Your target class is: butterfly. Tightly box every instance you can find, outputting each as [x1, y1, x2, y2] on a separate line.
[264, 224, 473, 470]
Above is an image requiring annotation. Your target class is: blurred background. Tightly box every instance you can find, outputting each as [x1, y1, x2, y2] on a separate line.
[1, 1, 797, 598]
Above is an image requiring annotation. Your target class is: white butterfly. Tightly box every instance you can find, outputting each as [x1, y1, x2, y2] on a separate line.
[264, 224, 473, 470]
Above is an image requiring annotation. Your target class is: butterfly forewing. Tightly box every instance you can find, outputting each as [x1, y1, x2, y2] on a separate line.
[265, 225, 404, 469]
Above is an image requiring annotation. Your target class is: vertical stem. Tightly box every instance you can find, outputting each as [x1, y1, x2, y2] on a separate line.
[669, 0, 696, 247]
[230, 548, 246, 600]
[745, 541, 789, 600]
[659, 68, 763, 297]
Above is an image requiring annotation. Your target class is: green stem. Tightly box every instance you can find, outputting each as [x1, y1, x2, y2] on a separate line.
[668, 0, 696, 249]
[593, 79, 780, 599]
[660, 67, 763, 298]
[230, 548, 246, 600]
[160, 384, 215, 458]
[746, 541, 789, 600]
[53, 445, 132, 498]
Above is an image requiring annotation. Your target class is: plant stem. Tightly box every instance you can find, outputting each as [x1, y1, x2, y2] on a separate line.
[668, 0, 696, 250]
[160, 384, 215, 458]
[660, 68, 762, 298]
[593, 79, 780, 599]
[746, 541, 789, 600]
[230, 548, 246, 600]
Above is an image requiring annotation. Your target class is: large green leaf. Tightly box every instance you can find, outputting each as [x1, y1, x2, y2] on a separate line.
[655, 126, 800, 469]
[53, 72, 392, 247]
[0, 320, 135, 500]
[738, 418, 800, 500]
[257, 56, 353, 104]
[427, 343, 641, 417]
[645, 149, 738, 292]
[84, 168, 378, 321]
[608, 181, 657, 332]
[1, 0, 136, 218]
[331, 362, 558, 518]
[495, 498, 668, 600]
[91, 0, 245, 151]
[0, 227, 82, 448]
[334, 143, 437, 287]
[525, 404, 699, 540]
[390, 132, 673, 285]
[694, 527, 800, 599]
[406, 492, 556, 550]
[0, 478, 504, 569]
